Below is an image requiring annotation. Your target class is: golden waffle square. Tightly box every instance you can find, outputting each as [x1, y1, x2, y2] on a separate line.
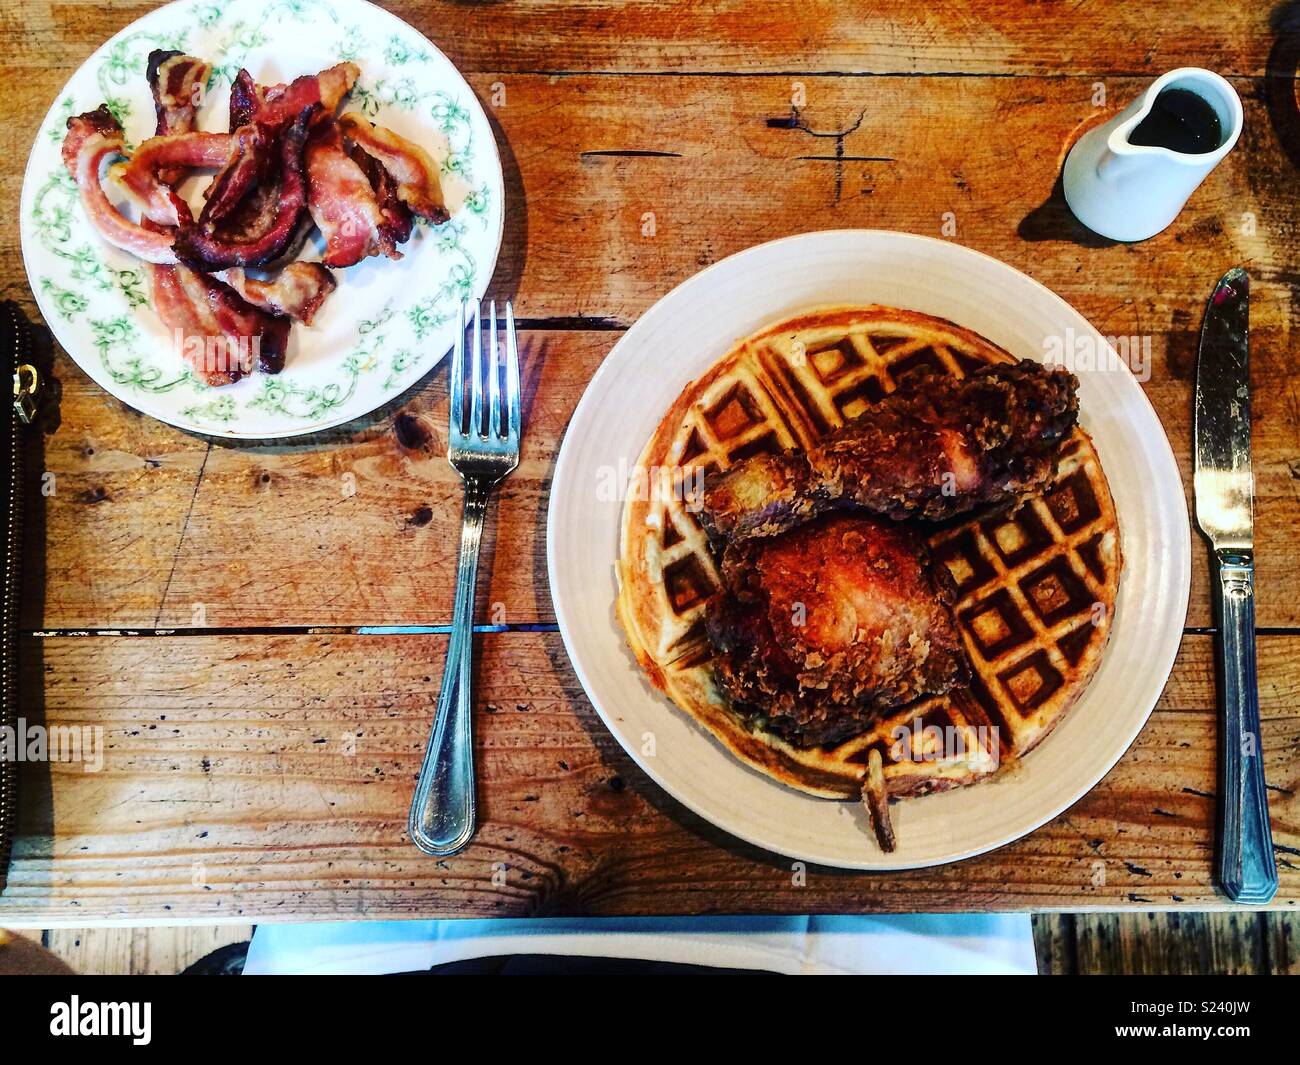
[616, 305, 1122, 818]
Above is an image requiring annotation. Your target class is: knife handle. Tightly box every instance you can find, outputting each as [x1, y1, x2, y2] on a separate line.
[1213, 550, 1278, 905]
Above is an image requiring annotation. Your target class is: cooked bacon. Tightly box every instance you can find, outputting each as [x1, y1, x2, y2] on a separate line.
[224, 263, 335, 324]
[190, 269, 290, 375]
[199, 123, 273, 227]
[228, 62, 358, 129]
[62, 107, 177, 265]
[174, 105, 316, 269]
[263, 62, 359, 121]
[339, 113, 449, 224]
[61, 58, 429, 388]
[90, 52, 219, 229]
[148, 49, 212, 187]
[229, 69, 262, 130]
[149, 266, 243, 385]
[351, 141, 414, 246]
[147, 50, 211, 137]
[109, 131, 236, 226]
[141, 215, 288, 383]
[304, 116, 406, 266]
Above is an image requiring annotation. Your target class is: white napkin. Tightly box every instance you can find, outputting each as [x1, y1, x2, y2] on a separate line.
[243, 914, 1036, 975]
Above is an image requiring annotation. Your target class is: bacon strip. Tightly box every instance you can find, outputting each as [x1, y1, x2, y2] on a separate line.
[224, 263, 336, 324]
[109, 131, 236, 226]
[148, 50, 212, 186]
[351, 141, 414, 247]
[142, 217, 289, 384]
[148, 50, 211, 136]
[174, 105, 316, 269]
[107, 51, 227, 228]
[96, 52, 219, 230]
[62, 107, 177, 265]
[149, 266, 246, 385]
[189, 269, 290, 375]
[229, 69, 262, 130]
[199, 123, 272, 227]
[339, 113, 449, 224]
[304, 116, 406, 267]
[154, 266, 291, 382]
[228, 62, 359, 129]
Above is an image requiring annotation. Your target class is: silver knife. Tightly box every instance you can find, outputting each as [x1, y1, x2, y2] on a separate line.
[1193, 267, 1278, 905]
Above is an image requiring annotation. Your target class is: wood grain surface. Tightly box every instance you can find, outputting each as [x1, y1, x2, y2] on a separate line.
[20, 319, 1300, 631]
[1, 0, 1298, 923]
[39, 924, 253, 975]
[1033, 912, 1300, 974]
[0, 631, 1295, 924]
[7, 1, 1287, 77]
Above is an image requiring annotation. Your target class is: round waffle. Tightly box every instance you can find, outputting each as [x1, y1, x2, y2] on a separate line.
[616, 305, 1122, 805]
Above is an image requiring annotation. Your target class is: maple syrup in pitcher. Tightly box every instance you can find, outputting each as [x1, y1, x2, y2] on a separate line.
[1128, 87, 1223, 154]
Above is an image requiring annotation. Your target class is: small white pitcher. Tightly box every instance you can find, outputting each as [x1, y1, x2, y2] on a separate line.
[1062, 68, 1243, 242]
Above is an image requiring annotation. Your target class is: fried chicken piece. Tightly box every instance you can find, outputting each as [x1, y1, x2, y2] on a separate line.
[705, 514, 969, 748]
[701, 359, 1079, 542]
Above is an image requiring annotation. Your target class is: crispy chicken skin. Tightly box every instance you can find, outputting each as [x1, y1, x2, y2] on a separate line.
[701, 359, 1079, 542]
[705, 514, 969, 748]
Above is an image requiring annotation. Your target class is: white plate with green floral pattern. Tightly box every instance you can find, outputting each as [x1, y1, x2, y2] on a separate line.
[20, 0, 503, 438]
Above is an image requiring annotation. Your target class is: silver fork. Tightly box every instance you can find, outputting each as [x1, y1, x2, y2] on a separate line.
[409, 298, 521, 856]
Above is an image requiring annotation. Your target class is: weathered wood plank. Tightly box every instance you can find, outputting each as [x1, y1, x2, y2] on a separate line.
[1030, 913, 1077, 974]
[0, 630, 1295, 924]
[5, 52, 1299, 343]
[19, 361, 213, 630]
[23, 318, 1299, 630]
[21, 329, 607, 629]
[9, 73, 1298, 334]
[465, 74, 1298, 327]
[8, 71, 1297, 628]
[1071, 911, 1270, 974]
[41, 924, 253, 974]
[1261, 911, 1300, 973]
[1033, 912, 1300, 974]
[4, 1, 1282, 77]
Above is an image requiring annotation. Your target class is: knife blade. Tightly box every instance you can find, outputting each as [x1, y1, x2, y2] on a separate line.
[1193, 266, 1277, 905]
[1194, 268, 1253, 550]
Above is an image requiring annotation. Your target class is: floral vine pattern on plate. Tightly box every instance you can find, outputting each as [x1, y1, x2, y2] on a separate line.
[89, 316, 197, 394]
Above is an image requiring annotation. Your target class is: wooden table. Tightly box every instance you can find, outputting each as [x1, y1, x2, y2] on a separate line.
[0, 1, 1296, 926]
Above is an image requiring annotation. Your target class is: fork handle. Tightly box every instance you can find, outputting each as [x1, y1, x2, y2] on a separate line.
[1213, 549, 1278, 904]
[409, 481, 488, 856]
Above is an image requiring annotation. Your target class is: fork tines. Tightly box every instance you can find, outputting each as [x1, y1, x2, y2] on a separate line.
[449, 298, 521, 452]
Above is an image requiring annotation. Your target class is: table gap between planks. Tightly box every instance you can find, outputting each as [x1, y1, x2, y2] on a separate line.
[0, 1, 1296, 924]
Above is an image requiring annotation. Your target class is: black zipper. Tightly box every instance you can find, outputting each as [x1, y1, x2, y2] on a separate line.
[0, 301, 39, 890]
